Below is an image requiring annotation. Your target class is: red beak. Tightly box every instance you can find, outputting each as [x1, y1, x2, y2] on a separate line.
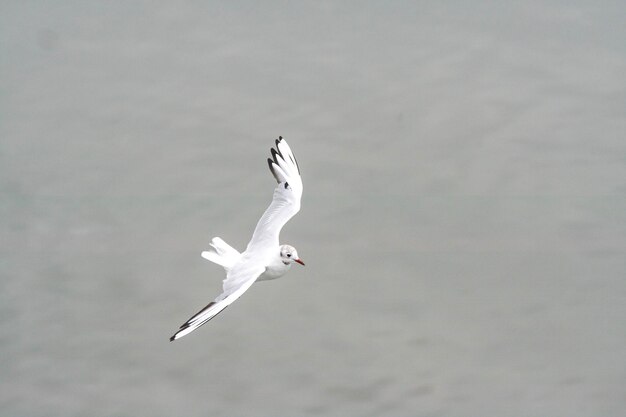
[295, 258, 305, 266]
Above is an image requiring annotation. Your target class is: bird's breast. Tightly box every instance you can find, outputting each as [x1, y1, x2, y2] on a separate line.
[257, 259, 291, 281]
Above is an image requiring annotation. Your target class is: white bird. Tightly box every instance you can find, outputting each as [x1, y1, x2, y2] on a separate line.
[170, 136, 304, 341]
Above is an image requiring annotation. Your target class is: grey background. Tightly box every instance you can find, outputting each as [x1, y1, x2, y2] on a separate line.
[1, 2, 625, 416]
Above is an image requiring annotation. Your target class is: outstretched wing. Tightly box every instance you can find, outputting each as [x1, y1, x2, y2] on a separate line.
[170, 261, 265, 341]
[245, 136, 303, 252]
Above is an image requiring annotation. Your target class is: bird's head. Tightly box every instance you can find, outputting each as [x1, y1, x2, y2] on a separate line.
[280, 245, 305, 266]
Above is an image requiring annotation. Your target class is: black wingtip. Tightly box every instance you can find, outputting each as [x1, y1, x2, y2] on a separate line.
[169, 335, 176, 342]
[271, 136, 300, 176]
[267, 158, 279, 183]
[271, 147, 283, 164]
[273, 142, 285, 161]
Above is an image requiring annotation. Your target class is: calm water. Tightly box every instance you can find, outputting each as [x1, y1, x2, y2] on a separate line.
[1, 2, 625, 416]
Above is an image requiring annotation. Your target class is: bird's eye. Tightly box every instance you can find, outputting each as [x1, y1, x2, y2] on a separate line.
[287, 253, 291, 257]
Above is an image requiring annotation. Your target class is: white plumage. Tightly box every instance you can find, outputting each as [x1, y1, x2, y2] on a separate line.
[170, 137, 304, 341]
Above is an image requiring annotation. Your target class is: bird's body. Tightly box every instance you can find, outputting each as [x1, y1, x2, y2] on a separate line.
[170, 137, 304, 341]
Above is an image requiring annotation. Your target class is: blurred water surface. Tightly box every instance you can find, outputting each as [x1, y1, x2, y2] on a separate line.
[1, 2, 625, 416]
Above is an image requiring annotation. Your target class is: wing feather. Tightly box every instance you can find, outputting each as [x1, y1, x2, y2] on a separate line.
[246, 137, 302, 252]
[170, 261, 265, 341]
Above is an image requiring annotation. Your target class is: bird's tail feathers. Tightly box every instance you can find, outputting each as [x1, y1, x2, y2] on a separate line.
[201, 237, 240, 271]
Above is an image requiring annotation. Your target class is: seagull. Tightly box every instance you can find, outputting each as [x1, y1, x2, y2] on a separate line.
[170, 136, 304, 341]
